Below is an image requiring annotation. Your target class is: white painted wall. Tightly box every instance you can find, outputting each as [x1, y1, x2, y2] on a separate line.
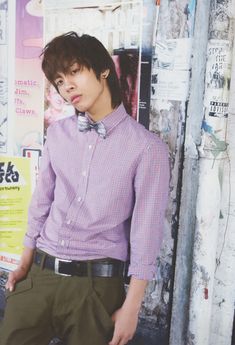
[171, 1, 235, 344]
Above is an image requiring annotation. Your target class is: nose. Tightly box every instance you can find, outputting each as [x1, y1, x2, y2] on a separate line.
[64, 77, 75, 92]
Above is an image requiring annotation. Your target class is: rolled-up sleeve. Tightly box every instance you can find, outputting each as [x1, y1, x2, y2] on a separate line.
[24, 130, 56, 249]
[128, 138, 170, 280]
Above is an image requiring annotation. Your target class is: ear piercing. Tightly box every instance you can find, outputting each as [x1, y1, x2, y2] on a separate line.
[102, 72, 109, 78]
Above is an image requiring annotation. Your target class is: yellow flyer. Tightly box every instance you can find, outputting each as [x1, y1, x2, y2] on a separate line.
[0, 156, 31, 270]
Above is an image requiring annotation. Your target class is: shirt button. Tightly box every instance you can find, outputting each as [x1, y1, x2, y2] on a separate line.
[77, 196, 82, 202]
[88, 145, 92, 150]
[61, 240, 65, 246]
[66, 219, 71, 225]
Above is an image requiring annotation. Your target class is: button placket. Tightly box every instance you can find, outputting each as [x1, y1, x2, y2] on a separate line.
[65, 134, 98, 223]
[79, 134, 97, 188]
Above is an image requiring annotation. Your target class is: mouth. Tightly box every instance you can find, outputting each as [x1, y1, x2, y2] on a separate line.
[71, 95, 82, 104]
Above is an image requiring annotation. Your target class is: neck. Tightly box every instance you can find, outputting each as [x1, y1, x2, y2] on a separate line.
[86, 83, 115, 122]
[88, 103, 115, 122]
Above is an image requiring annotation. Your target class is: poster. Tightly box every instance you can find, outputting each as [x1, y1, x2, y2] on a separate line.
[152, 69, 190, 101]
[151, 38, 192, 102]
[0, 156, 31, 271]
[151, 0, 196, 103]
[44, 83, 74, 136]
[201, 39, 232, 156]
[157, 0, 196, 39]
[149, 99, 184, 151]
[205, 39, 231, 118]
[44, 0, 141, 122]
[0, 0, 8, 153]
[44, 0, 159, 129]
[13, 0, 44, 156]
[209, 0, 233, 41]
[138, 0, 159, 128]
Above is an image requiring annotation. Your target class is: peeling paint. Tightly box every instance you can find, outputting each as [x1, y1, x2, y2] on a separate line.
[218, 298, 225, 307]
[187, 331, 196, 345]
[199, 265, 210, 284]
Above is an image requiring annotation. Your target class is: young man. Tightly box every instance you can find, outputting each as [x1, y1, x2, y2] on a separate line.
[1, 32, 169, 345]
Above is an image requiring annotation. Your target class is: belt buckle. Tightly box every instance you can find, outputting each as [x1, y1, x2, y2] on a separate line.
[54, 258, 72, 276]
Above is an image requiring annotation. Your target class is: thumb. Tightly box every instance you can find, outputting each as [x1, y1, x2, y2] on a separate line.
[109, 331, 121, 345]
[8, 282, 15, 292]
[5, 276, 15, 292]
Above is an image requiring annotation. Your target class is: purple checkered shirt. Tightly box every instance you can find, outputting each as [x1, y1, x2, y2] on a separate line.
[24, 103, 169, 280]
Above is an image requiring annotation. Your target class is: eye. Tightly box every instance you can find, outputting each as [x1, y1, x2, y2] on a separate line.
[71, 67, 80, 75]
[70, 62, 81, 75]
[55, 79, 64, 87]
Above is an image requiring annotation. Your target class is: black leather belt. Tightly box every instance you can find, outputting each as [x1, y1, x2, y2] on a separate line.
[34, 250, 125, 278]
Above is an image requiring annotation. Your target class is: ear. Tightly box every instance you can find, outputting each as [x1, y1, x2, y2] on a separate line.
[101, 69, 110, 79]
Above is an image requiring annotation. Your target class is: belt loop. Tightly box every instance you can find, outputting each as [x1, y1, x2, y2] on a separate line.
[87, 261, 93, 290]
[40, 252, 47, 270]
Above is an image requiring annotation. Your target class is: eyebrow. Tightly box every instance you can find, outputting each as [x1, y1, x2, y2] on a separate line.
[54, 73, 63, 80]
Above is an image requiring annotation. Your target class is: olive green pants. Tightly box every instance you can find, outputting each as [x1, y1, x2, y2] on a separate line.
[1, 262, 125, 345]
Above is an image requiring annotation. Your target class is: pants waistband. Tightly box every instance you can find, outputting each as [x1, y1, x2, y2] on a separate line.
[34, 250, 126, 278]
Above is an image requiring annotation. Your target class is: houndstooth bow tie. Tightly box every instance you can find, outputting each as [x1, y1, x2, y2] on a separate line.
[77, 115, 107, 139]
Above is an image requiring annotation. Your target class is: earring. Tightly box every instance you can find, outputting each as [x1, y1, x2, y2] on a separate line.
[102, 73, 108, 78]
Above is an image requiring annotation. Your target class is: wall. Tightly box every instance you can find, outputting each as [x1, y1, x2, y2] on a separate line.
[170, 1, 235, 344]
[0, 1, 235, 345]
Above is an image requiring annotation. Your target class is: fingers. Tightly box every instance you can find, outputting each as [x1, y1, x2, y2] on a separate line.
[109, 307, 136, 345]
[5, 273, 16, 292]
[5, 268, 26, 292]
[109, 330, 132, 345]
[109, 334, 121, 345]
[109, 336, 131, 345]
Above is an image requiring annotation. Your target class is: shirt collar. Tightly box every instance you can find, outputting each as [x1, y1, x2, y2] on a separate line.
[84, 103, 128, 135]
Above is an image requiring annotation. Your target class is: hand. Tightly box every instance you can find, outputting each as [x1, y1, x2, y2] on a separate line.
[5, 267, 28, 292]
[108, 306, 139, 345]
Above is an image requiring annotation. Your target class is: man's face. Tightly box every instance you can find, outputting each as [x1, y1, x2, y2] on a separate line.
[54, 62, 107, 114]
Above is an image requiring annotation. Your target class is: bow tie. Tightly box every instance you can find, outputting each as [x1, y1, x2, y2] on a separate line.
[77, 115, 107, 139]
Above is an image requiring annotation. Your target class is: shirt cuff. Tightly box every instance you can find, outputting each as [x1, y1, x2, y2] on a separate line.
[23, 234, 37, 249]
[128, 262, 156, 280]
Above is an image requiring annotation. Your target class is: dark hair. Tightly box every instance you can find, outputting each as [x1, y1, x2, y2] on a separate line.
[41, 31, 122, 109]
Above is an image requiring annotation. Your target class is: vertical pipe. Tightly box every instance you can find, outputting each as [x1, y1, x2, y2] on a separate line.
[187, 1, 234, 344]
[169, 1, 211, 344]
[209, 17, 235, 344]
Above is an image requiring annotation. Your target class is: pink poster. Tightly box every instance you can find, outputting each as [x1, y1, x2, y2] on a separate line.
[44, 1, 142, 123]
[14, 0, 44, 166]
